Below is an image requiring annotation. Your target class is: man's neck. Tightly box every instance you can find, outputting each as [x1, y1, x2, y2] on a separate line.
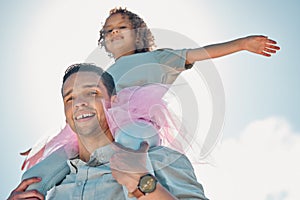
[77, 130, 114, 162]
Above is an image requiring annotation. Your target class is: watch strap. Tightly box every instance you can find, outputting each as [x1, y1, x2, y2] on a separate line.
[128, 187, 144, 198]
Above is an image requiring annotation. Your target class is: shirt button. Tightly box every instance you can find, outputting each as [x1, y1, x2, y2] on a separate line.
[77, 182, 82, 186]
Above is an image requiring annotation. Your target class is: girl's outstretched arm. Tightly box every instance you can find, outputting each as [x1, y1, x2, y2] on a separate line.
[186, 35, 280, 64]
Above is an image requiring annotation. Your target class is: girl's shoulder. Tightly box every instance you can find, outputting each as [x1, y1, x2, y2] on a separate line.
[155, 48, 174, 51]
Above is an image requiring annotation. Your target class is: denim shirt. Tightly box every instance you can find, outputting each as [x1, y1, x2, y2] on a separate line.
[46, 145, 208, 200]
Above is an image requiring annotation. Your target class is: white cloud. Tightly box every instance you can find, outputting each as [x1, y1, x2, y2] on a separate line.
[195, 117, 300, 200]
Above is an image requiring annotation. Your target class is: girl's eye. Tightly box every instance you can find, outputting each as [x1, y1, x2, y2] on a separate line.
[104, 26, 128, 35]
[103, 29, 113, 35]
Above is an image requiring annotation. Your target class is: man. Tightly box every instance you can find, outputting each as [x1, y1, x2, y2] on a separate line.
[8, 63, 208, 199]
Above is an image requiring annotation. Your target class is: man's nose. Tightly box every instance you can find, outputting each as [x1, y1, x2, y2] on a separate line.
[74, 97, 88, 107]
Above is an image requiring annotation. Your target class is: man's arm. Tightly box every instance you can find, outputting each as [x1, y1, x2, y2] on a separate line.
[149, 147, 209, 200]
[110, 142, 179, 199]
[7, 177, 44, 200]
[186, 35, 280, 64]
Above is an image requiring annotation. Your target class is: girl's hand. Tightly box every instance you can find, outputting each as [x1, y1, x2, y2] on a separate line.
[243, 35, 280, 57]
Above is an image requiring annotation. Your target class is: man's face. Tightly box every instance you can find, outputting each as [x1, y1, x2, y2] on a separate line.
[62, 71, 110, 139]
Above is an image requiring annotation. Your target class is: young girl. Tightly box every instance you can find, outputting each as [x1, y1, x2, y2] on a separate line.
[97, 6, 280, 157]
[99, 8, 279, 93]
[21, 7, 280, 197]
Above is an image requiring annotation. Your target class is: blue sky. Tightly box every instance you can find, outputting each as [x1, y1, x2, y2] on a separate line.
[1, 0, 299, 199]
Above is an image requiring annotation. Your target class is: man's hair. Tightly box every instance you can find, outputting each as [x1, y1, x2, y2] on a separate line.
[62, 63, 116, 97]
[98, 7, 155, 54]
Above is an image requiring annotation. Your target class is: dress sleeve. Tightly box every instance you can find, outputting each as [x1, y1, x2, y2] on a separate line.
[154, 49, 188, 71]
[149, 147, 209, 200]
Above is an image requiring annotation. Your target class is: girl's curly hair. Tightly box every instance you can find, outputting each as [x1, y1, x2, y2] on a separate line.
[98, 7, 155, 54]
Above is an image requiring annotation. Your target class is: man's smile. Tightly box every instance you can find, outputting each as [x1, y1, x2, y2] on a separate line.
[75, 112, 96, 121]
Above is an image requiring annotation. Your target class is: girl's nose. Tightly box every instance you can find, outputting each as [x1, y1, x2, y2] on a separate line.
[111, 28, 119, 34]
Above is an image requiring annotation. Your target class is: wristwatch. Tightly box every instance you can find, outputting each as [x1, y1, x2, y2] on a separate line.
[128, 174, 158, 198]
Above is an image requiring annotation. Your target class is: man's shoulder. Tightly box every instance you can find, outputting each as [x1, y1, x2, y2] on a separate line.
[148, 146, 191, 166]
[148, 145, 182, 154]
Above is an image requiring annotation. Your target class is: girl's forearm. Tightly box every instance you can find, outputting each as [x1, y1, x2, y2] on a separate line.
[186, 37, 245, 64]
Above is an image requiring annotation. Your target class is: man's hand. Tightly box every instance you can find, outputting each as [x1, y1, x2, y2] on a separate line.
[243, 35, 280, 57]
[7, 177, 44, 200]
[110, 141, 150, 192]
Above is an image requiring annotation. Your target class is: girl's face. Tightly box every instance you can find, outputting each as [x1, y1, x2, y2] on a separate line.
[103, 13, 136, 58]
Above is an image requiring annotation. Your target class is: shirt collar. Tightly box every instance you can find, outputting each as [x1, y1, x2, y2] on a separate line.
[87, 144, 114, 166]
[69, 144, 114, 171]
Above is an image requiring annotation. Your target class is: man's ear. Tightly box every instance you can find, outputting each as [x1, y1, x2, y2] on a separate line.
[102, 95, 117, 109]
[110, 95, 118, 104]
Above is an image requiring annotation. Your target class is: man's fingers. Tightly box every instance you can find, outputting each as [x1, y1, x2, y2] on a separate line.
[15, 177, 41, 192]
[112, 141, 149, 153]
[10, 190, 44, 200]
[23, 190, 44, 200]
[111, 142, 133, 152]
[138, 141, 149, 153]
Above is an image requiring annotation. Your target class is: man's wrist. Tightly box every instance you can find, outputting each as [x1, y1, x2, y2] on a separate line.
[128, 174, 158, 198]
[126, 175, 141, 193]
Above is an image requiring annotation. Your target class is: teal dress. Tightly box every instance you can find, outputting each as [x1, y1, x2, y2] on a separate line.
[107, 49, 188, 92]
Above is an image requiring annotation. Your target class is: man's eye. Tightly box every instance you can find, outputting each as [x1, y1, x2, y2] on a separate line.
[89, 91, 98, 96]
[119, 26, 127, 29]
[65, 97, 73, 102]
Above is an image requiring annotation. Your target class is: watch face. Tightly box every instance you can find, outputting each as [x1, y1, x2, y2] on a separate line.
[139, 174, 157, 193]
